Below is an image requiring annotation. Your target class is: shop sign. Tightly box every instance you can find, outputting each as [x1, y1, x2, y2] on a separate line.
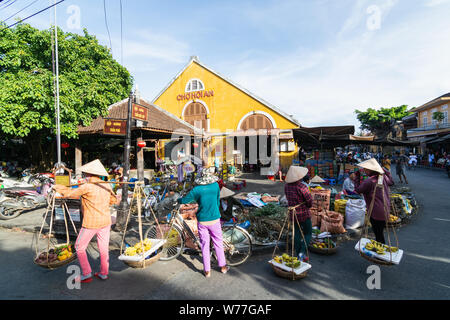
[177, 90, 214, 101]
[104, 119, 127, 136]
[132, 104, 148, 121]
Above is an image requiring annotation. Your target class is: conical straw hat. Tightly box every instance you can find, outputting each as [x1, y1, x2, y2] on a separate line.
[357, 158, 384, 174]
[220, 187, 235, 199]
[310, 175, 325, 183]
[79, 159, 109, 177]
[285, 166, 309, 184]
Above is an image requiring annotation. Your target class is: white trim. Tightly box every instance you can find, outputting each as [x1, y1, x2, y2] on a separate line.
[442, 104, 448, 110]
[181, 99, 210, 132]
[237, 110, 277, 130]
[151, 57, 300, 126]
[185, 78, 205, 92]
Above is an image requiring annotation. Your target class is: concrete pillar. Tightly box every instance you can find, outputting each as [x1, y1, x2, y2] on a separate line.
[75, 147, 82, 177]
[137, 138, 144, 182]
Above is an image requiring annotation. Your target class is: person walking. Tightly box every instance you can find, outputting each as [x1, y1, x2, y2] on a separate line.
[178, 172, 229, 278]
[354, 158, 394, 244]
[53, 159, 118, 283]
[394, 152, 408, 184]
[284, 166, 313, 262]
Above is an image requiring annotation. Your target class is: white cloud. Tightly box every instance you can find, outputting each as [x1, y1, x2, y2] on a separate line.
[226, 2, 450, 128]
[424, 0, 450, 7]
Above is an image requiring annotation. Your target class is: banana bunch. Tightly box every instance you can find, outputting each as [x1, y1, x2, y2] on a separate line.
[273, 253, 301, 268]
[128, 238, 153, 255]
[389, 215, 399, 222]
[125, 247, 137, 256]
[365, 240, 398, 255]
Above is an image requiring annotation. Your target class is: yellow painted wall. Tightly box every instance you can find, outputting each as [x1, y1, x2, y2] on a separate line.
[153, 61, 298, 132]
[418, 102, 449, 127]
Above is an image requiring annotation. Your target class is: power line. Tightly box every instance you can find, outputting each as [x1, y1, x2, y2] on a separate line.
[103, 0, 113, 57]
[0, 0, 19, 11]
[1, 0, 40, 24]
[0, 0, 64, 31]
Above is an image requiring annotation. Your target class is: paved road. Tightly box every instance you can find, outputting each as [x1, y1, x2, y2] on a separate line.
[0, 168, 449, 299]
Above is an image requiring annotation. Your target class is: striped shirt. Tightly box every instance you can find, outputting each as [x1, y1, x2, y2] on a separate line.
[56, 177, 118, 229]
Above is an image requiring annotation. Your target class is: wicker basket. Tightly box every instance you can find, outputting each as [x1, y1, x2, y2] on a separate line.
[271, 264, 308, 280]
[308, 244, 338, 255]
[34, 254, 77, 269]
[123, 252, 161, 269]
[359, 252, 394, 266]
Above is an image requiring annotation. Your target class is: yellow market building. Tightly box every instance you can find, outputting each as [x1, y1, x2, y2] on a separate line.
[152, 56, 301, 173]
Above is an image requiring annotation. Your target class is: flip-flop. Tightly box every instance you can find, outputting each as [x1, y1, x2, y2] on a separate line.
[204, 271, 211, 278]
[94, 272, 109, 280]
[221, 266, 230, 274]
[75, 275, 93, 283]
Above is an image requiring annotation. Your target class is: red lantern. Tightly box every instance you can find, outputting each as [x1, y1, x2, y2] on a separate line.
[137, 141, 146, 148]
[193, 142, 199, 148]
[61, 142, 70, 149]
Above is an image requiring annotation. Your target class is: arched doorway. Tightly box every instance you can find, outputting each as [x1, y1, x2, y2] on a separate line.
[183, 101, 208, 130]
[239, 113, 274, 130]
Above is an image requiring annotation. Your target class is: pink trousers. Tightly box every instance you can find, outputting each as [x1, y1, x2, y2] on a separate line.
[75, 225, 111, 276]
[197, 221, 227, 272]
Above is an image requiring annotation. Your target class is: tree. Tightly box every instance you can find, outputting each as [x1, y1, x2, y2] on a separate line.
[432, 111, 445, 128]
[355, 105, 412, 139]
[0, 23, 133, 169]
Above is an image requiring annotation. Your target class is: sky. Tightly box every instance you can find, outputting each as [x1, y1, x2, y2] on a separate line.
[1, 0, 450, 130]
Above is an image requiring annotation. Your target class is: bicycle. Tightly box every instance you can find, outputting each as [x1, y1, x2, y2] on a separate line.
[144, 203, 252, 266]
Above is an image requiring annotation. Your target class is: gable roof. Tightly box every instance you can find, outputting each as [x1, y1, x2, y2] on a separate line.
[411, 92, 450, 112]
[77, 97, 199, 136]
[151, 56, 301, 127]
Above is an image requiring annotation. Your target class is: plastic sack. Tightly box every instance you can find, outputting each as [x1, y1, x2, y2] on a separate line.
[320, 211, 346, 234]
[344, 199, 366, 229]
[310, 208, 323, 228]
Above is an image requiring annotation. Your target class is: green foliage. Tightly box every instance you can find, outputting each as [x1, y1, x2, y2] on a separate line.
[355, 105, 412, 137]
[0, 23, 133, 139]
[432, 111, 445, 123]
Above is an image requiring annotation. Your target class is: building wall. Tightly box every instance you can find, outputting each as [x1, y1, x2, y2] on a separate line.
[153, 61, 298, 132]
[418, 102, 449, 127]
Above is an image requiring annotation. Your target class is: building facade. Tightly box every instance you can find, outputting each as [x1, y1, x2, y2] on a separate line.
[152, 56, 301, 172]
[406, 93, 450, 153]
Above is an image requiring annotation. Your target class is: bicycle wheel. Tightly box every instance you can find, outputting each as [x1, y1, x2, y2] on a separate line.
[144, 223, 184, 261]
[0, 201, 23, 220]
[221, 225, 252, 266]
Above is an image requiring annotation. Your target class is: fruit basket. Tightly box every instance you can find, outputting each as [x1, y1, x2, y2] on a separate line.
[308, 238, 337, 255]
[268, 254, 311, 280]
[387, 214, 402, 227]
[355, 238, 403, 265]
[34, 244, 77, 269]
[118, 238, 166, 265]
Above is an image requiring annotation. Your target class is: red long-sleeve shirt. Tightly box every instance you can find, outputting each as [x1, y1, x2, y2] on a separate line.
[284, 181, 313, 223]
[355, 170, 394, 221]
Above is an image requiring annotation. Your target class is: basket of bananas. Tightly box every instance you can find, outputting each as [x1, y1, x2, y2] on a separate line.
[387, 214, 402, 227]
[309, 238, 337, 255]
[119, 238, 165, 268]
[269, 253, 311, 280]
[355, 238, 403, 265]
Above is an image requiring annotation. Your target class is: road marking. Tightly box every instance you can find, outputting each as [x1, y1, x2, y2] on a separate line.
[433, 218, 450, 222]
[405, 252, 450, 264]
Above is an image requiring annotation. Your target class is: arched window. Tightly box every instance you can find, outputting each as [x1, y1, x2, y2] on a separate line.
[185, 79, 205, 92]
[239, 114, 274, 130]
[184, 101, 208, 130]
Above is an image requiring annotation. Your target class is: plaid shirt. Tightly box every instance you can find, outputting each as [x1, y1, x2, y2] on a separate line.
[284, 181, 313, 223]
[56, 176, 117, 229]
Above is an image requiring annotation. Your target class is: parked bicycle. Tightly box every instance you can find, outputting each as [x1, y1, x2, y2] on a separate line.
[144, 203, 252, 266]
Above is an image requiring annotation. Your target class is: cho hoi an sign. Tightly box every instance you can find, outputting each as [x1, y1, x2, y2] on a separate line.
[132, 104, 148, 121]
[104, 119, 127, 136]
[177, 90, 214, 101]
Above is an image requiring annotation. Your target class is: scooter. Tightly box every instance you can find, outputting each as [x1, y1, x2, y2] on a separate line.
[0, 182, 51, 220]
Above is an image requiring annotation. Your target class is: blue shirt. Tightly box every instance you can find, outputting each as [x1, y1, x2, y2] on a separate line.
[179, 183, 221, 222]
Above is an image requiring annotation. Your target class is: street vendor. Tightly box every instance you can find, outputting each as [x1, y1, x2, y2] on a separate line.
[343, 170, 358, 195]
[109, 162, 123, 181]
[284, 166, 313, 262]
[178, 171, 229, 278]
[53, 159, 118, 283]
[354, 158, 394, 244]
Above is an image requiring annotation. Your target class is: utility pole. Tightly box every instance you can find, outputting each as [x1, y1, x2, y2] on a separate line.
[54, 0, 61, 167]
[115, 91, 134, 231]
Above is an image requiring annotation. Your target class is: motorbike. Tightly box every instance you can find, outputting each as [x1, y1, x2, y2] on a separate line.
[0, 182, 51, 220]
